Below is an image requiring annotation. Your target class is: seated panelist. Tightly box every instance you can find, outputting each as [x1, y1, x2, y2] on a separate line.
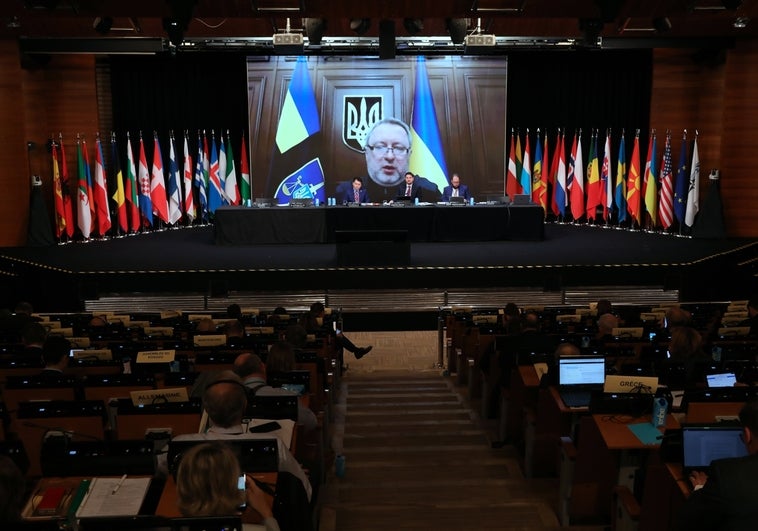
[441, 173, 470, 201]
[342, 177, 370, 204]
[396, 172, 423, 201]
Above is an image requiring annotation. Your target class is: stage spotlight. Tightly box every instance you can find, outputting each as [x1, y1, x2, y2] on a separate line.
[653, 17, 672, 33]
[304, 18, 326, 45]
[403, 18, 424, 35]
[446, 18, 468, 44]
[93, 16, 113, 35]
[350, 18, 370, 35]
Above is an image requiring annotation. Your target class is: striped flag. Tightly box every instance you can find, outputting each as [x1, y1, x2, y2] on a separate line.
[532, 131, 546, 211]
[76, 137, 94, 238]
[600, 131, 613, 221]
[673, 132, 688, 225]
[93, 136, 112, 236]
[209, 134, 224, 213]
[138, 134, 153, 227]
[549, 130, 563, 217]
[409, 56, 448, 194]
[167, 134, 183, 224]
[658, 133, 674, 229]
[183, 135, 195, 222]
[570, 133, 585, 221]
[626, 132, 642, 225]
[507, 130, 520, 197]
[515, 132, 524, 195]
[615, 132, 627, 224]
[110, 134, 128, 234]
[151, 133, 169, 223]
[642, 132, 658, 227]
[685, 136, 700, 227]
[58, 136, 75, 238]
[224, 131, 240, 205]
[585, 131, 601, 220]
[520, 130, 532, 197]
[194, 131, 208, 222]
[51, 140, 67, 238]
[239, 131, 251, 204]
[125, 134, 141, 232]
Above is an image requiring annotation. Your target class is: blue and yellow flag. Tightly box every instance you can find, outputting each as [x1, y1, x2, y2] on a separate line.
[409, 56, 448, 194]
[270, 57, 325, 204]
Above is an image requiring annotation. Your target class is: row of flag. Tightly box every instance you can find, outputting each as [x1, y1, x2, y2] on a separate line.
[507, 128, 701, 230]
[51, 131, 251, 240]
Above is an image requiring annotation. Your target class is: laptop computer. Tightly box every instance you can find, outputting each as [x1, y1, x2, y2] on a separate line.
[682, 424, 748, 475]
[706, 372, 738, 388]
[557, 355, 606, 408]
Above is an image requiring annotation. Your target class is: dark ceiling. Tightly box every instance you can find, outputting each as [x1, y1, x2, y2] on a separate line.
[1, 0, 756, 52]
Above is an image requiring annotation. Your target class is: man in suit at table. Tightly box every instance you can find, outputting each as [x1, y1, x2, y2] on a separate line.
[396, 172, 423, 201]
[342, 176, 370, 205]
[677, 398, 758, 531]
[441, 173, 470, 202]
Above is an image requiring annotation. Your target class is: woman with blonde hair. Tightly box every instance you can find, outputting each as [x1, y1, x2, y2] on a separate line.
[176, 442, 280, 531]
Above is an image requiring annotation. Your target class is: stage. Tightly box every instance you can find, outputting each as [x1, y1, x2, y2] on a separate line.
[1, 222, 756, 312]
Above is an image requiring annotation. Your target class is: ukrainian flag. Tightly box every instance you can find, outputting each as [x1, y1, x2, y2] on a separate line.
[409, 56, 448, 194]
[275, 57, 321, 154]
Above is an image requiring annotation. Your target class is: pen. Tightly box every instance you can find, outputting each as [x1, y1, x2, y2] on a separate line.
[112, 474, 127, 495]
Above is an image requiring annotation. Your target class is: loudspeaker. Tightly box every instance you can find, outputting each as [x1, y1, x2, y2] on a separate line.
[379, 19, 395, 60]
[447, 18, 468, 44]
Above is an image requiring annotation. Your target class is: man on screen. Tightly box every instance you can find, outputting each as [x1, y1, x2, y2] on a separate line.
[360, 117, 440, 201]
[441, 173, 470, 202]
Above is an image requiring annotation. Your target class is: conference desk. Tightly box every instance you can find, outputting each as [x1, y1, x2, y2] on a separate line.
[214, 203, 545, 245]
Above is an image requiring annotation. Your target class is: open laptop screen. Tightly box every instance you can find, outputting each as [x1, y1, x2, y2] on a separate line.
[558, 356, 606, 386]
[682, 425, 747, 473]
[706, 372, 737, 388]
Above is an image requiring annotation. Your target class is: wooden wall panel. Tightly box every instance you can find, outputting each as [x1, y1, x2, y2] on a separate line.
[0, 41, 30, 247]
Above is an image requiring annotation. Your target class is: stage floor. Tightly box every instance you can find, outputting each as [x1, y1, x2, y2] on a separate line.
[1, 223, 756, 307]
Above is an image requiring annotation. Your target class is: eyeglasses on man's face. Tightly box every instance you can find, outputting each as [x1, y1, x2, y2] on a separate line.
[366, 144, 410, 157]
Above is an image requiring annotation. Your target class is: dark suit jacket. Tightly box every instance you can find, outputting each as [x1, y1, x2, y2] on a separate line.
[676, 452, 758, 531]
[342, 187, 370, 204]
[441, 184, 470, 201]
[396, 182, 423, 201]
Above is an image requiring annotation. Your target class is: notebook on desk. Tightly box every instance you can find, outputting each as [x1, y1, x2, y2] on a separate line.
[682, 424, 748, 475]
[557, 355, 606, 408]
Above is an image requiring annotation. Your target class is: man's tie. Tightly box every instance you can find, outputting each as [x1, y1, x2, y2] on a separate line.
[354, 190, 359, 203]
[452, 188, 458, 197]
[406, 184, 412, 196]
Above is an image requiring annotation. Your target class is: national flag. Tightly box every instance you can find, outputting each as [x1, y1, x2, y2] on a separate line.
[585, 131, 601, 220]
[685, 136, 700, 227]
[138, 134, 153, 227]
[270, 56, 325, 205]
[642, 133, 658, 227]
[110, 134, 128, 234]
[515, 132, 524, 195]
[520, 131, 532, 196]
[218, 134, 228, 205]
[125, 135, 141, 232]
[554, 132, 567, 218]
[566, 132, 578, 217]
[208, 134, 224, 213]
[224, 131, 240, 205]
[150, 133, 169, 224]
[76, 137, 94, 239]
[58, 136, 75, 238]
[673, 132, 688, 225]
[626, 132, 641, 224]
[409, 56, 448, 194]
[239, 131, 251, 204]
[532, 131, 546, 212]
[51, 140, 67, 238]
[600, 131, 613, 221]
[167, 134, 182, 224]
[93, 136, 112, 236]
[658, 133, 675, 229]
[570, 133, 585, 220]
[193, 132, 208, 222]
[615, 133, 627, 224]
[183, 135, 195, 222]
[506, 131, 520, 197]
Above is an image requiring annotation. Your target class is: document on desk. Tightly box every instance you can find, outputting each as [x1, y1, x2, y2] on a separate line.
[248, 418, 296, 450]
[627, 422, 664, 446]
[76, 477, 151, 518]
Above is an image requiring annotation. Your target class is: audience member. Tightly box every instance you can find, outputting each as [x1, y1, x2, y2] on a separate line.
[596, 313, 619, 342]
[227, 303, 243, 321]
[677, 398, 758, 531]
[665, 306, 691, 330]
[20, 321, 47, 356]
[666, 325, 709, 388]
[0, 456, 24, 524]
[41, 335, 70, 375]
[284, 324, 308, 351]
[300, 302, 371, 360]
[196, 318, 218, 334]
[173, 371, 312, 502]
[225, 319, 246, 346]
[233, 351, 317, 433]
[595, 299, 613, 317]
[176, 441, 280, 531]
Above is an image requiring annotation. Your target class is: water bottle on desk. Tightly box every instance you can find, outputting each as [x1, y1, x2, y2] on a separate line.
[335, 454, 346, 478]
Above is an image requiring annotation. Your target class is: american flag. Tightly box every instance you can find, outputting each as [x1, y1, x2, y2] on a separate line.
[658, 133, 674, 229]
